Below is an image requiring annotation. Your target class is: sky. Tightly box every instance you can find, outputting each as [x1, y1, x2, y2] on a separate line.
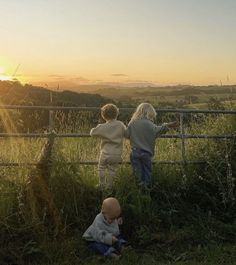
[0, 0, 236, 87]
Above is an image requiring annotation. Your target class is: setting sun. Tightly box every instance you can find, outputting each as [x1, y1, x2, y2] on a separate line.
[0, 75, 12, 81]
[0, 66, 12, 81]
[1, 1, 236, 86]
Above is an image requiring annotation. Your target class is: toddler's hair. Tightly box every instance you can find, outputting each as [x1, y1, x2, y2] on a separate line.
[130, 103, 157, 123]
[101, 104, 119, 120]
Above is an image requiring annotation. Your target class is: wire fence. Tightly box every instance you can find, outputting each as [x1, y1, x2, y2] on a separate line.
[0, 105, 236, 166]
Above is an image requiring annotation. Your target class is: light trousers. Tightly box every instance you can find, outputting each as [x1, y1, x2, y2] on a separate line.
[98, 153, 122, 186]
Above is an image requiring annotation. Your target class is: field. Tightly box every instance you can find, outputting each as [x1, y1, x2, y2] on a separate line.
[0, 106, 236, 265]
[82, 85, 236, 109]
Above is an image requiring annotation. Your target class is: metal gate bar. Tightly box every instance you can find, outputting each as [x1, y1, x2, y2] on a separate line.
[0, 105, 235, 167]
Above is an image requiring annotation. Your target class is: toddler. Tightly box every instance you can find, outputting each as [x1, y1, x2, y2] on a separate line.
[83, 197, 126, 260]
[90, 104, 126, 187]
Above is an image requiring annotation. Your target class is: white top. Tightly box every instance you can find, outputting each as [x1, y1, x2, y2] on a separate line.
[90, 119, 126, 155]
[83, 212, 120, 245]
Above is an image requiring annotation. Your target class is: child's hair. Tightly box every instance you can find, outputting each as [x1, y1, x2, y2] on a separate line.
[130, 103, 156, 123]
[101, 104, 119, 120]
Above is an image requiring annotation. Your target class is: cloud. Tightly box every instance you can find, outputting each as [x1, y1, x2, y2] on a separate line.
[125, 79, 151, 83]
[71, 76, 89, 82]
[111, 73, 128, 77]
[48, 75, 90, 83]
[48, 74, 65, 80]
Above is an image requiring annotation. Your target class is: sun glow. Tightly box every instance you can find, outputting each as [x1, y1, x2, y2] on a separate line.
[0, 66, 13, 81]
[0, 75, 13, 81]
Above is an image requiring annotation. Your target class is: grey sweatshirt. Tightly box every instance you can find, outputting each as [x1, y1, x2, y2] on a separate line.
[90, 120, 126, 155]
[82, 213, 120, 245]
[126, 118, 169, 156]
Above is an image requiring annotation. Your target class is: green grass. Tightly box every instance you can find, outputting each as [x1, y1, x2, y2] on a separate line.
[26, 240, 236, 265]
[186, 99, 236, 109]
[0, 112, 236, 265]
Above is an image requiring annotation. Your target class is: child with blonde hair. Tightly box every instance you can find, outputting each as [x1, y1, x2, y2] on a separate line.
[90, 104, 126, 187]
[126, 103, 177, 187]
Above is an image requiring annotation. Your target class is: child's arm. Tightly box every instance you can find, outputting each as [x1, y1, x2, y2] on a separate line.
[165, 121, 179, 129]
[124, 125, 130, 139]
[117, 217, 123, 225]
[92, 215, 120, 245]
[155, 124, 169, 136]
[112, 236, 119, 243]
[155, 121, 178, 136]
[91, 225, 115, 245]
[112, 217, 123, 243]
[90, 124, 103, 137]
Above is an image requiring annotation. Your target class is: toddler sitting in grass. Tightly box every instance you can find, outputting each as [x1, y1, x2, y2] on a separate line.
[82, 197, 126, 260]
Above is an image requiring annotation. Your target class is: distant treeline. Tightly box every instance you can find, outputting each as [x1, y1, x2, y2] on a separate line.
[81, 84, 236, 102]
[0, 81, 111, 133]
[0, 81, 234, 133]
[134, 85, 236, 97]
[0, 80, 111, 106]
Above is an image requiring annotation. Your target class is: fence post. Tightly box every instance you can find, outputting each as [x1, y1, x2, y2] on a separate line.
[49, 91, 54, 133]
[37, 93, 55, 172]
[180, 112, 186, 164]
[49, 110, 54, 134]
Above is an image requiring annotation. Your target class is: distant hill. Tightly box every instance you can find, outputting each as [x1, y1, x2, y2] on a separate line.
[74, 84, 236, 99]
[1, 80, 235, 108]
[0, 81, 112, 106]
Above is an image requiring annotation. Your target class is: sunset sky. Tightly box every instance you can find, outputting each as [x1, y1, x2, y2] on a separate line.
[1, 0, 236, 87]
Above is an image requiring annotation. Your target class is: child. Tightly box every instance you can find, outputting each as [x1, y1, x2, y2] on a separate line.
[90, 104, 126, 187]
[126, 103, 178, 187]
[82, 197, 126, 260]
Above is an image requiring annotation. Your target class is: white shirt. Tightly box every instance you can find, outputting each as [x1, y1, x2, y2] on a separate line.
[90, 120, 126, 155]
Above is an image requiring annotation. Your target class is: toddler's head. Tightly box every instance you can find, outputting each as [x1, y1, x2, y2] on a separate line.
[101, 197, 121, 224]
[131, 102, 156, 122]
[101, 104, 119, 121]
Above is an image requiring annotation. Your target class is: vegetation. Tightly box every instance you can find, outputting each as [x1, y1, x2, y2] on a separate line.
[76, 84, 236, 108]
[1, 80, 236, 110]
[0, 81, 111, 107]
[0, 80, 236, 264]
[0, 80, 112, 133]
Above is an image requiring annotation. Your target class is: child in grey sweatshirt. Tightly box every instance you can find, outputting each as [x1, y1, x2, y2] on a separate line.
[126, 103, 178, 187]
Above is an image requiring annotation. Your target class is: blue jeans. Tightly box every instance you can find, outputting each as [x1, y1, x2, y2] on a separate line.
[89, 242, 115, 257]
[89, 237, 126, 257]
[130, 148, 152, 186]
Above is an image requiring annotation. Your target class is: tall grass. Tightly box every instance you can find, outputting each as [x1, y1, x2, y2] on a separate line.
[0, 110, 235, 264]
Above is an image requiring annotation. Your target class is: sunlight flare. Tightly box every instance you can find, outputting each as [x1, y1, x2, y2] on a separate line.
[0, 66, 12, 80]
[0, 75, 12, 81]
